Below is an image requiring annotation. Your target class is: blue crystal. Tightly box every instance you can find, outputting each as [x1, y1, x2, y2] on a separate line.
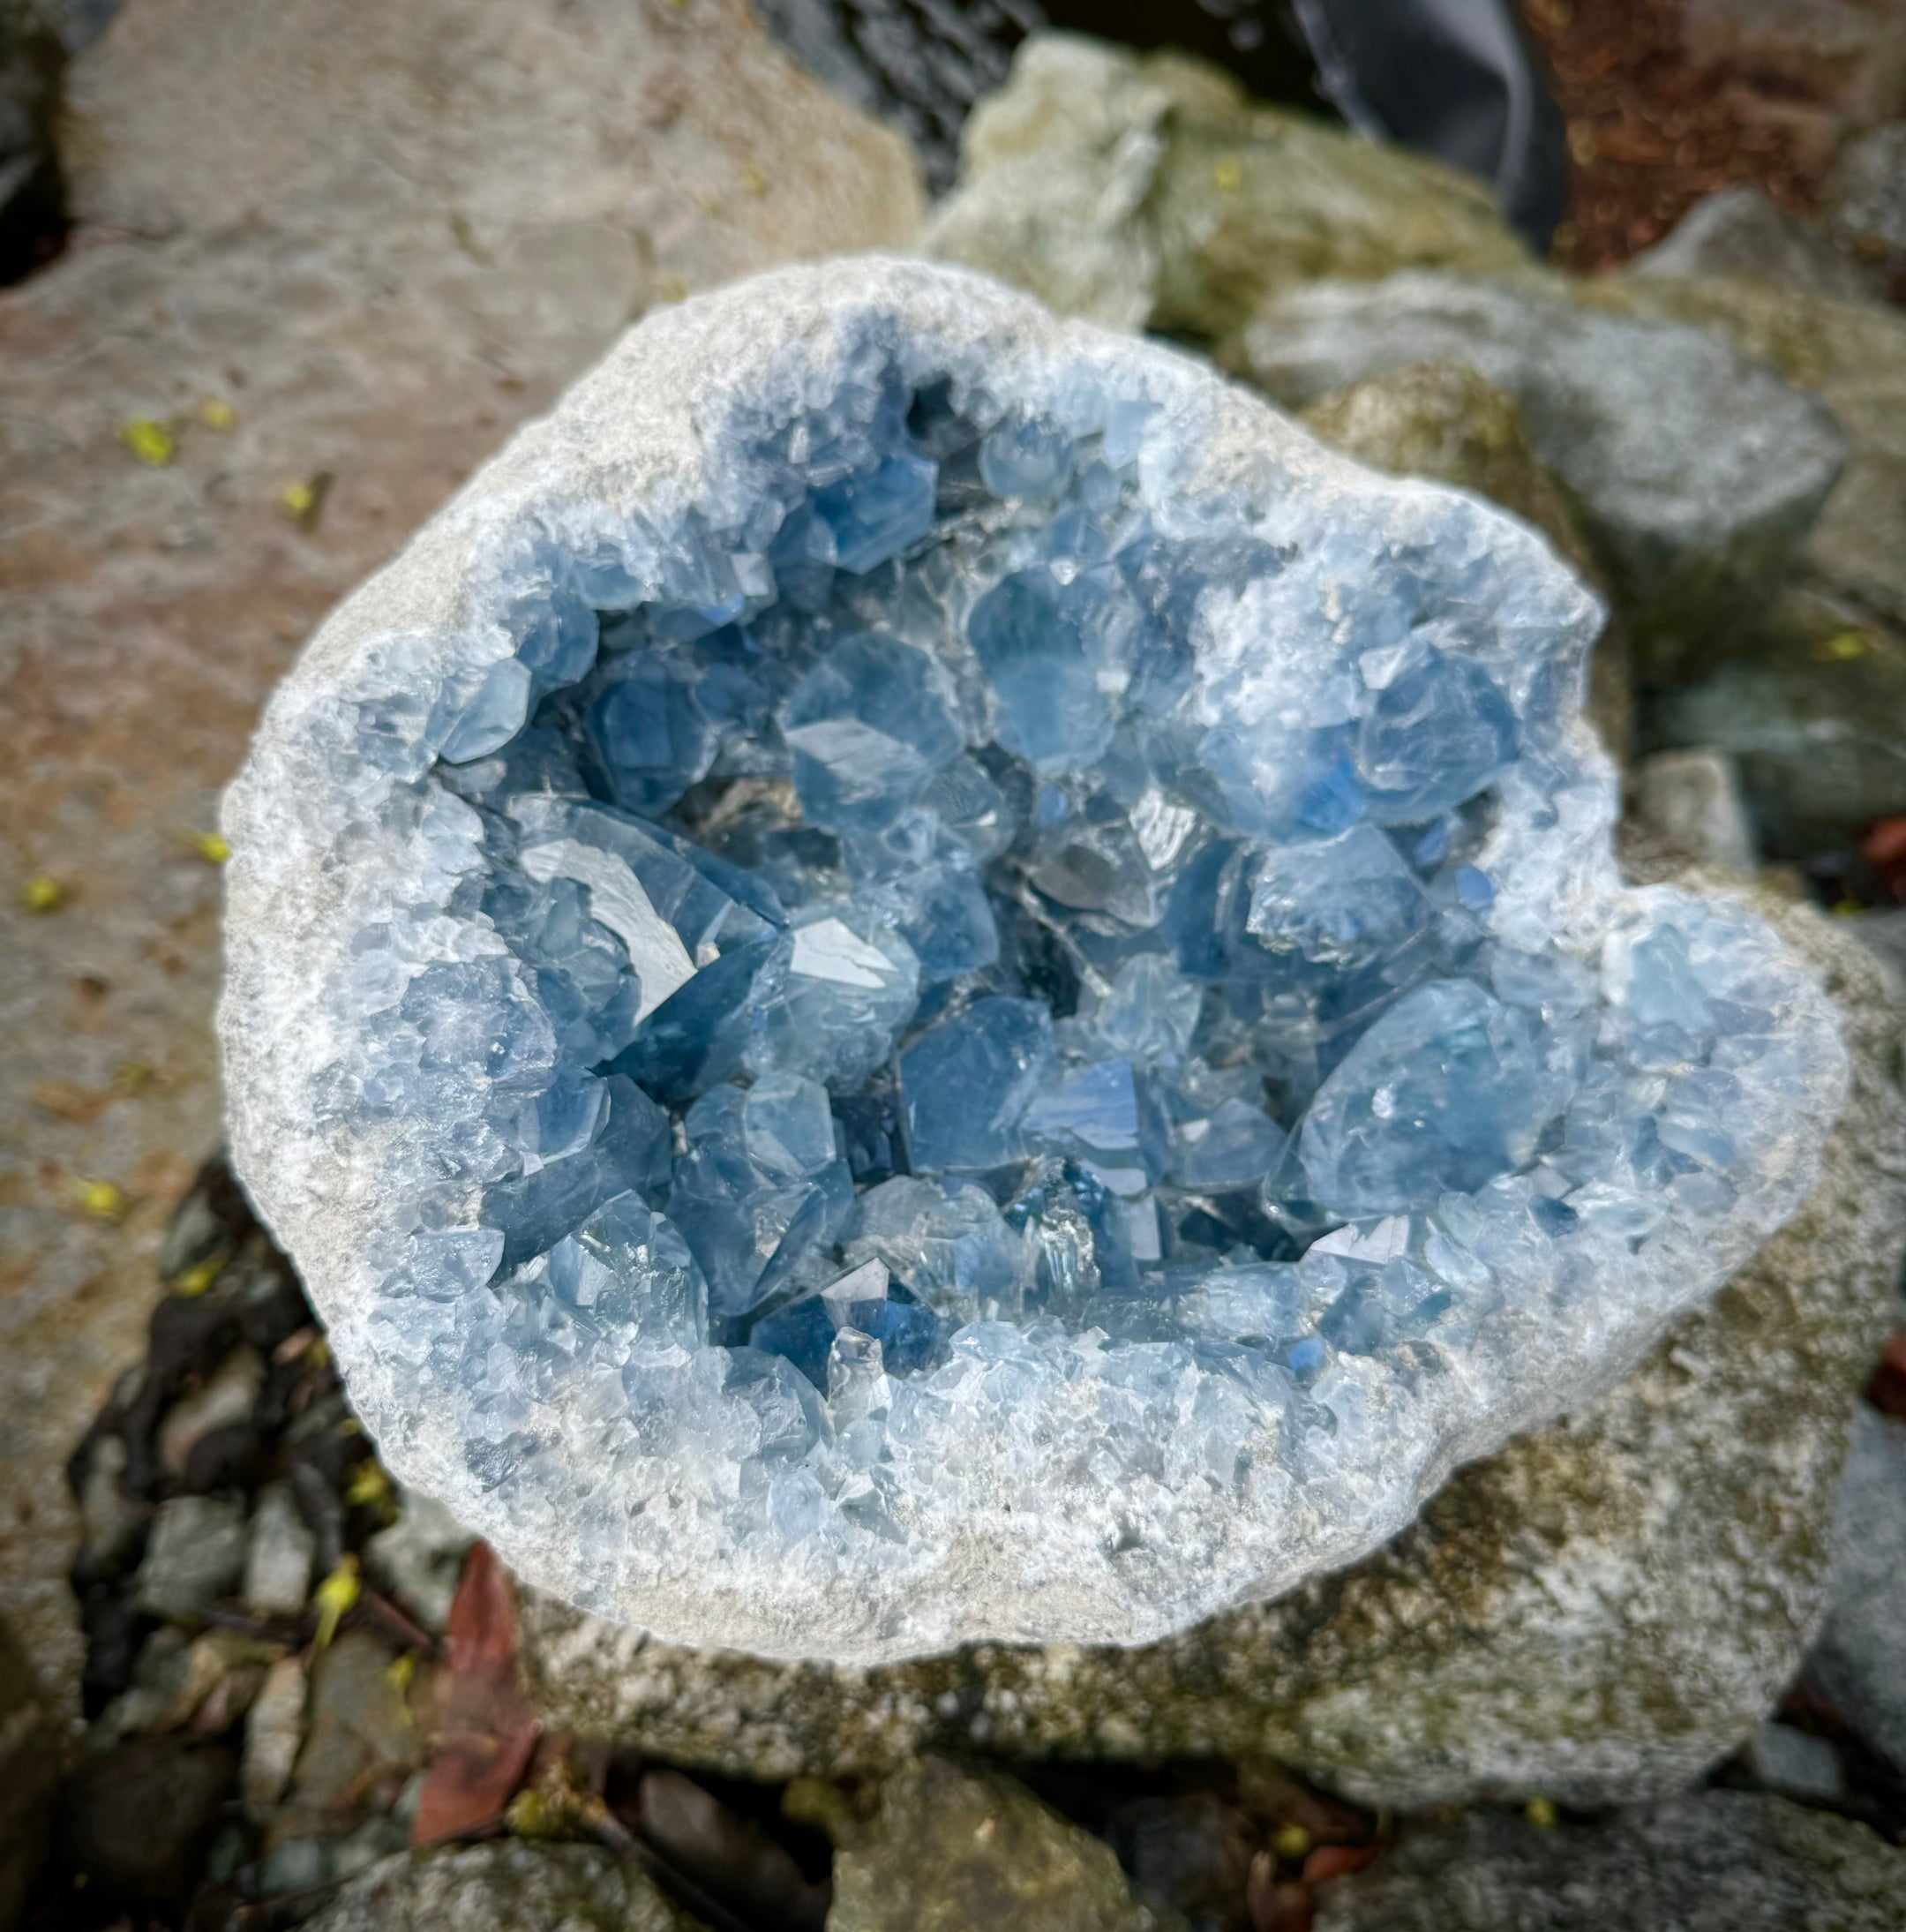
[899, 996, 1057, 1173]
[746, 905, 922, 1090]
[967, 568, 1138, 775]
[381, 351, 1793, 1462]
[979, 414, 1076, 498]
[780, 632, 964, 832]
[482, 1075, 670, 1267]
[1022, 1058, 1166, 1190]
[1170, 1095, 1287, 1190]
[1296, 979, 1572, 1216]
[667, 1083, 853, 1321]
[1245, 823, 1430, 973]
[813, 454, 937, 575]
[588, 653, 717, 815]
[1354, 650, 1518, 823]
[846, 1176, 1025, 1320]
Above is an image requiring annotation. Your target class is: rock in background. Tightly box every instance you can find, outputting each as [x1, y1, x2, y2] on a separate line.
[920, 34, 1530, 336]
[1313, 1791, 1906, 1932]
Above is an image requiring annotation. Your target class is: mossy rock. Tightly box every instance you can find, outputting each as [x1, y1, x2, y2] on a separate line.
[921, 33, 1528, 343]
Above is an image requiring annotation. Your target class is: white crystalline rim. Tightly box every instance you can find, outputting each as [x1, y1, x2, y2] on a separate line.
[218, 257, 1848, 1665]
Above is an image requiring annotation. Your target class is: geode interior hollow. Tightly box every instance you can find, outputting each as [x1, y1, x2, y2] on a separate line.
[220, 259, 1846, 1664]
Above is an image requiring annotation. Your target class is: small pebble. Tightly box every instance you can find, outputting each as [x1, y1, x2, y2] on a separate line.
[244, 1481, 317, 1616]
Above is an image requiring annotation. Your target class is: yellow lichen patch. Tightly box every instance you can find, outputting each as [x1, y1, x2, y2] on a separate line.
[172, 1253, 228, 1297]
[74, 1178, 128, 1222]
[313, 1555, 361, 1648]
[1524, 1795, 1557, 1829]
[122, 418, 176, 464]
[199, 397, 237, 431]
[281, 471, 334, 530]
[187, 831, 231, 865]
[1813, 630, 1868, 663]
[346, 1460, 394, 1510]
[1212, 155, 1243, 192]
[21, 875, 66, 913]
[1272, 1823, 1312, 1861]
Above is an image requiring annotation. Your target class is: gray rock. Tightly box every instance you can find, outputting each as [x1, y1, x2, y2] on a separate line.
[921, 33, 1529, 340]
[1242, 271, 1849, 677]
[94, 1625, 273, 1746]
[1809, 1402, 1906, 1772]
[1742, 1720, 1844, 1802]
[1312, 1792, 1906, 1932]
[1647, 585, 1906, 876]
[829, 1757, 1185, 1932]
[1588, 272, 1906, 638]
[282, 1630, 421, 1829]
[74, 1432, 151, 1576]
[363, 1486, 473, 1635]
[302, 1840, 702, 1932]
[243, 1481, 315, 1617]
[1629, 748, 1759, 873]
[518, 891, 1906, 1810]
[1822, 121, 1906, 281]
[1630, 184, 1883, 302]
[157, 1342, 263, 1478]
[241, 1653, 306, 1819]
[133, 1494, 248, 1621]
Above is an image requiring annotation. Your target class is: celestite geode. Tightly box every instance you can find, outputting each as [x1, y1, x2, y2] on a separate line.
[219, 259, 1846, 1664]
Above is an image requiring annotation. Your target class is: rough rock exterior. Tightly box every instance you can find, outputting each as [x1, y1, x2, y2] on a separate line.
[828, 1757, 1185, 1932]
[1313, 1792, 1906, 1932]
[920, 33, 1530, 340]
[519, 883, 1903, 1808]
[302, 1842, 703, 1932]
[1809, 1402, 1906, 1773]
[1242, 271, 1849, 673]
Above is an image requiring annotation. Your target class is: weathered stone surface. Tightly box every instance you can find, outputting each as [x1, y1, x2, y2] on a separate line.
[0, 0, 921, 1725]
[519, 886, 1906, 1809]
[132, 1493, 247, 1620]
[1628, 184, 1883, 301]
[1821, 118, 1906, 278]
[1808, 1402, 1906, 1773]
[1647, 585, 1906, 875]
[1587, 269, 1906, 637]
[1295, 359, 1630, 758]
[1629, 750, 1759, 874]
[303, 1841, 703, 1932]
[1312, 1791, 1906, 1932]
[921, 33, 1529, 341]
[1242, 272, 1848, 675]
[829, 1756, 1185, 1932]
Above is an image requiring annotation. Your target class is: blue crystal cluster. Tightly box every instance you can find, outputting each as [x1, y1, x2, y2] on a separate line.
[295, 302, 1834, 1640]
